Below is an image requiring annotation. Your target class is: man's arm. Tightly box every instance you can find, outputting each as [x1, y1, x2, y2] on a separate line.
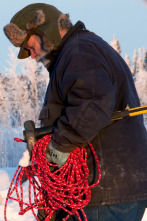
[51, 51, 116, 152]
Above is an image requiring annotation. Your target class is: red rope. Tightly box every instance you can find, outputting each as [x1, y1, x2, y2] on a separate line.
[4, 135, 101, 221]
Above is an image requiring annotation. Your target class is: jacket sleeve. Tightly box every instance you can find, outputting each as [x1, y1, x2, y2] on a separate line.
[52, 48, 116, 152]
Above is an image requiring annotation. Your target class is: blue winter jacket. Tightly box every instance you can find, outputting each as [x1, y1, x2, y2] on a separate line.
[39, 21, 147, 206]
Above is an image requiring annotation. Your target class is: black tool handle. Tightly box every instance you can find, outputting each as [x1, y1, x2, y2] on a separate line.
[35, 126, 53, 138]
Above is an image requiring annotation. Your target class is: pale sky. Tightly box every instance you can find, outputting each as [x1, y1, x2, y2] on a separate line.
[0, 0, 147, 73]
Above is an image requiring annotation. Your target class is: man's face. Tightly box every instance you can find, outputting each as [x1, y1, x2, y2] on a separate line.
[26, 35, 41, 59]
[25, 35, 50, 64]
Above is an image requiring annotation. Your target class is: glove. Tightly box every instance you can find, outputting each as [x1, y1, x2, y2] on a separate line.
[46, 140, 69, 168]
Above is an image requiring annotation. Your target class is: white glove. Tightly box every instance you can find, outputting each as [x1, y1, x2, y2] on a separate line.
[19, 149, 30, 167]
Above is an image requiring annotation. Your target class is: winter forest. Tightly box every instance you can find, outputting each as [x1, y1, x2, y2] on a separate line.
[0, 36, 147, 168]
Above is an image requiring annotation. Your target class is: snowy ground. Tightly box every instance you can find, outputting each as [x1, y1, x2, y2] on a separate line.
[0, 168, 147, 221]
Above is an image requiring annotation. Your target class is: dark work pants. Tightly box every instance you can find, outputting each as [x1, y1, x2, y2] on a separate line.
[37, 200, 147, 221]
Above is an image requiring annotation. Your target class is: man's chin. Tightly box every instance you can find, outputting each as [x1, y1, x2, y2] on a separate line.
[35, 50, 50, 63]
[35, 55, 41, 63]
[35, 55, 49, 67]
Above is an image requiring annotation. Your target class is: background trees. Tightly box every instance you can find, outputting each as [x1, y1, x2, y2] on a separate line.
[0, 47, 49, 167]
[0, 46, 49, 128]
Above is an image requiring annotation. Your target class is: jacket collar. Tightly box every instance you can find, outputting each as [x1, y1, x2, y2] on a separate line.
[46, 21, 87, 73]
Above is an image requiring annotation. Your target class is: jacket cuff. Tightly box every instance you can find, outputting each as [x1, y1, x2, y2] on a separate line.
[51, 139, 76, 153]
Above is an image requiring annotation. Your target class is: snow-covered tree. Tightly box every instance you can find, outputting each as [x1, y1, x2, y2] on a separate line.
[110, 35, 121, 55]
[1, 45, 49, 127]
[135, 68, 147, 126]
[131, 48, 147, 75]
[137, 48, 144, 70]
[142, 47, 147, 71]
[131, 49, 138, 75]
[135, 69, 147, 106]
[125, 54, 131, 69]
[20, 58, 49, 125]
[0, 74, 11, 127]
[4, 46, 23, 127]
[0, 45, 49, 167]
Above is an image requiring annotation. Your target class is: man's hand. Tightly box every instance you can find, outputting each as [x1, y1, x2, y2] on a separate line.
[46, 141, 69, 168]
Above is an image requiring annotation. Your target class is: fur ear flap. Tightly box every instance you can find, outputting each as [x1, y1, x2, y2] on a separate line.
[26, 10, 45, 30]
[58, 14, 72, 30]
[3, 10, 45, 47]
[4, 23, 27, 47]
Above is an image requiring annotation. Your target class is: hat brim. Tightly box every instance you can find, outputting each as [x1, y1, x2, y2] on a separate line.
[18, 37, 30, 59]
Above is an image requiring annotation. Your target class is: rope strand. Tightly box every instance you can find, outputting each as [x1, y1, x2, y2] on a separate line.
[4, 135, 101, 221]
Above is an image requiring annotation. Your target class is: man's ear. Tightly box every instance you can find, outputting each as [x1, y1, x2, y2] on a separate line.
[58, 29, 68, 39]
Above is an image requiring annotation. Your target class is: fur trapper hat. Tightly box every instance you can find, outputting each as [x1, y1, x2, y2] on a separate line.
[4, 3, 72, 59]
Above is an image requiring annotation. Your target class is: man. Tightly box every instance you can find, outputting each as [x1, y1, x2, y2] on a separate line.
[4, 3, 147, 221]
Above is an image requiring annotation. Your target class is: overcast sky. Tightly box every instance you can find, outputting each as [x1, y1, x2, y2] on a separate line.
[0, 0, 147, 73]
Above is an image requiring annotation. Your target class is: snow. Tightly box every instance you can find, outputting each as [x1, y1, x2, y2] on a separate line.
[0, 167, 147, 221]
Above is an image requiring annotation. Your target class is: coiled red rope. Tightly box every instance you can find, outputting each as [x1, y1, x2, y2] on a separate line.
[4, 135, 101, 221]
